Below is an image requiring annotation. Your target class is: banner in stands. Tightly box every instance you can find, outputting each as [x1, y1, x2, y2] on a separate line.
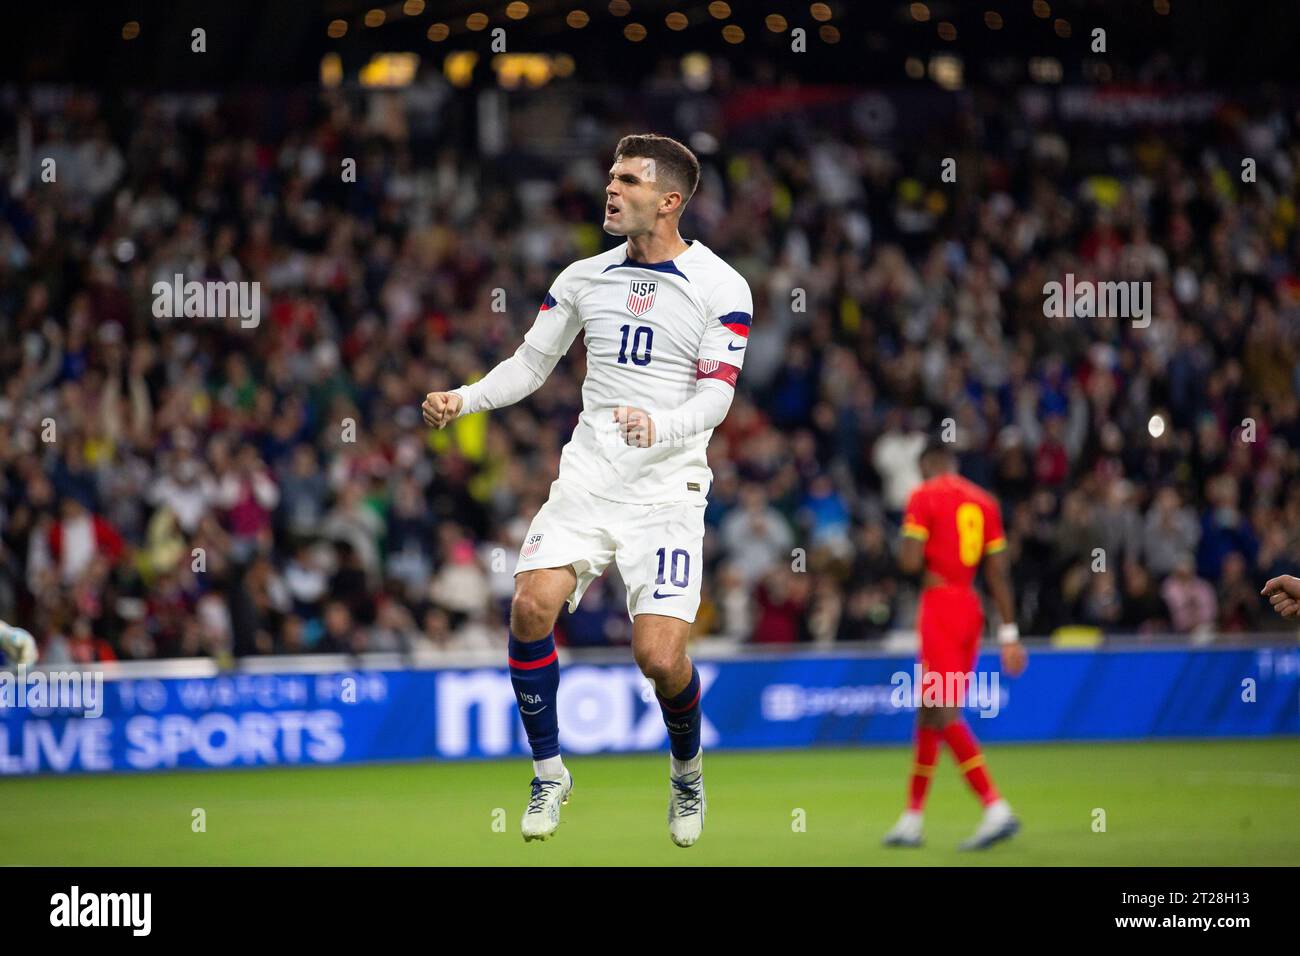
[1, 646, 1296, 774]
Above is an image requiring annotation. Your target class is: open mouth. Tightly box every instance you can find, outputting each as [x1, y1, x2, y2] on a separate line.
[606, 203, 619, 216]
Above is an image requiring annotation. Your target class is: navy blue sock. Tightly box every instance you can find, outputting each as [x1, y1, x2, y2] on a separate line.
[508, 632, 560, 760]
[657, 665, 702, 761]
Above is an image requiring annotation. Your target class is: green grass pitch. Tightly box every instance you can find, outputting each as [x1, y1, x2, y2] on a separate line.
[2, 739, 1297, 865]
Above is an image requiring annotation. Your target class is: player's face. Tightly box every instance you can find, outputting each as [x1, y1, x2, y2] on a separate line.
[604, 156, 664, 236]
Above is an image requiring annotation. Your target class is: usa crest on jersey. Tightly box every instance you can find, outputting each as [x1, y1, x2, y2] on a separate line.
[522, 533, 544, 558]
[626, 279, 657, 316]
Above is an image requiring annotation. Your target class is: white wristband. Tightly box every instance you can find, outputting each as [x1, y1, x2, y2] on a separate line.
[997, 623, 1020, 645]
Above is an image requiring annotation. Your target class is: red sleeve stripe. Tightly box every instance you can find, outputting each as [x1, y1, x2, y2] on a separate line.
[718, 311, 751, 339]
[696, 360, 740, 387]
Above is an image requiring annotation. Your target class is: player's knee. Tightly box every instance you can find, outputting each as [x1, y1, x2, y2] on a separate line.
[633, 645, 681, 686]
[509, 590, 556, 641]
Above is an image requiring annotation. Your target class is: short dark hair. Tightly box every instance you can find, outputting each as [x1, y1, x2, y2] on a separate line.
[614, 133, 701, 205]
[920, 436, 956, 465]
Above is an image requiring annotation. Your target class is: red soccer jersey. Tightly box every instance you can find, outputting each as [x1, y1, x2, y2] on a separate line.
[901, 474, 1006, 590]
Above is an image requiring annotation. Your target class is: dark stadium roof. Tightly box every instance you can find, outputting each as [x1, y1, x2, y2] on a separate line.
[3, 0, 1298, 89]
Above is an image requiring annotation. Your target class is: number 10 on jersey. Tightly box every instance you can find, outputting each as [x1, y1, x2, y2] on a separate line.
[618, 324, 653, 366]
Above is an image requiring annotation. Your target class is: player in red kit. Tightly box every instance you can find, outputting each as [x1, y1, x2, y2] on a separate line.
[882, 440, 1028, 850]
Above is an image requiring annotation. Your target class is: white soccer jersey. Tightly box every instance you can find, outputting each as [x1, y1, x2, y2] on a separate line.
[521, 239, 752, 504]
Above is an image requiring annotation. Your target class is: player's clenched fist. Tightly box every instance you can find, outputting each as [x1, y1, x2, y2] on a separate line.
[613, 405, 656, 447]
[1000, 641, 1028, 677]
[1261, 574, 1300, 618]
[423, 391, 463, 429]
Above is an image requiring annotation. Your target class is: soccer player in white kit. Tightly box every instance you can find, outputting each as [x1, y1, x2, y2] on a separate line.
[423, 134, 752, 847]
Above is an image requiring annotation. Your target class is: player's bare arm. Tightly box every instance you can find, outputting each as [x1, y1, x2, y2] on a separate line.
[1261, 574, 1300, 618]
[984, 549, 1027, 677]
[898, 535, 925, 576]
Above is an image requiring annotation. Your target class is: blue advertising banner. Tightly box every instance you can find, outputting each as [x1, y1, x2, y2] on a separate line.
[1, 646, 1297, 775]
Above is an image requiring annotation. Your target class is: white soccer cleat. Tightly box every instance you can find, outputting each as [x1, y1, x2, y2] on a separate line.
[882, 811, 925, 848]
[959, 798, 1020, 850]
[521, 770, 573, 842]
[0, 623, 37, 667]
[668, 765, 707, 848]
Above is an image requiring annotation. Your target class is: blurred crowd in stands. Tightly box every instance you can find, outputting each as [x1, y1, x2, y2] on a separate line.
[1, 71, 1299, 663]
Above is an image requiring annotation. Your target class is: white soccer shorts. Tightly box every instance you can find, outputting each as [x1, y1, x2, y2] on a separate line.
[514, 478, 706, 623]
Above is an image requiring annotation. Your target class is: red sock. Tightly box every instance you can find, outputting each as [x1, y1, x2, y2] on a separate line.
[942, 719, 1000, 806]
[907, 727, 942, 811]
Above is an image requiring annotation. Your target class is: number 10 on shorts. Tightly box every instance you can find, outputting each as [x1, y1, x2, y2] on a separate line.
[655, 547, 690, 587]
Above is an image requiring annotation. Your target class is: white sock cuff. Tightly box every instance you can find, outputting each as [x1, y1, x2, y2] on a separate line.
[534, 756, 566, 781]
[671, 751, 702, 776]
